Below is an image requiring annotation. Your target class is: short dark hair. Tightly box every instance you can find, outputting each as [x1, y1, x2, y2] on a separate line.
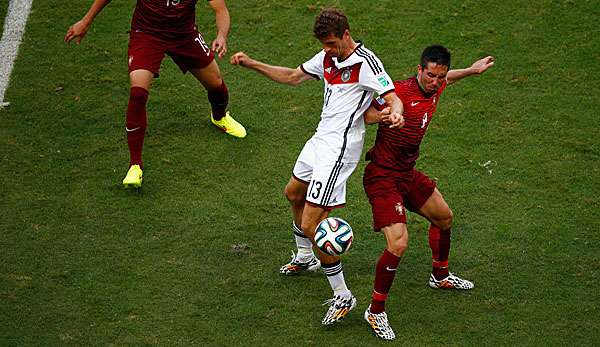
[313, 9, 349, 39]
[420, 45, 451, 70]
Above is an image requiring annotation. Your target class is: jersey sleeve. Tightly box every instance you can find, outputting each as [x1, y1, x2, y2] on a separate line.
[359, 54, 395, 96]
[300, 50, 325, 80]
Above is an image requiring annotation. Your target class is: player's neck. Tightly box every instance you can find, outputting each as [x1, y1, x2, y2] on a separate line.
[339, 39, 358, 61]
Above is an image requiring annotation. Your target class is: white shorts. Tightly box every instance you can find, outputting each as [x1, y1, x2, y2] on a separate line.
[292, 139, 359, 208]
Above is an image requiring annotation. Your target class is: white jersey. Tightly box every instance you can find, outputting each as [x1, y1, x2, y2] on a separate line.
[300, 42, 394, 163]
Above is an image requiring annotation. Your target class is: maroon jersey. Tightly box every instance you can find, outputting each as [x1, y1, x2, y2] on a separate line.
[366, 76, 447, 171]
[131, 0, 203, 39]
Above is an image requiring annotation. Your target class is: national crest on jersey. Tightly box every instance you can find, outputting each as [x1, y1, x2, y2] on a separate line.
[323, 56, 361, 85]
[300, 43, 394, 163]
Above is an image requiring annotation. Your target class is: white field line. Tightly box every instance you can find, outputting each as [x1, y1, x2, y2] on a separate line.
[0, 0, 33, 108]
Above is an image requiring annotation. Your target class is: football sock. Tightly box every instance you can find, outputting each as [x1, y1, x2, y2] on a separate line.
[322, 260, 351, 297]
[292, 222, 314, 261]
[207, 81, 228, 121]
[370, 249, 401, 314]
[429, 224, 451, 280]
[126, 87, 149, 167]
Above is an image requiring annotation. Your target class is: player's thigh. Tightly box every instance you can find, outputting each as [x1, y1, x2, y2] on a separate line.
[168, 31, 217, 84]
[128, 31, 165, 78]
[307, 160, 357, 208]
[416, 187, 452, 227]
[292, 141, 316, 184]
[129, 69, 154, 90]
[363, 163, 407, 231]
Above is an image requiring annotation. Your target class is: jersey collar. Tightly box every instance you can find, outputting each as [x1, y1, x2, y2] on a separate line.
[336, 41, 363, 63]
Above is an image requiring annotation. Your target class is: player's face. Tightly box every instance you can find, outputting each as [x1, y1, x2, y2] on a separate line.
[418, 62, 449, 94]
[319, 31, 351, 59]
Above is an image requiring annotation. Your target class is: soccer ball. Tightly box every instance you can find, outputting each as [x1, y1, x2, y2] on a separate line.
[314, 217, 353, 256]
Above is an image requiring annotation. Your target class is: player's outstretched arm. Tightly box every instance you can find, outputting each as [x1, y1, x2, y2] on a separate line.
[447, 56, 495, 85]
[64, 0, 112, 44]
[230, 52, 314, 86]
[208, 0, 230, 58]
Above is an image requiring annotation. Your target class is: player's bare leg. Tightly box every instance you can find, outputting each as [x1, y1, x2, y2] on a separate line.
[417, 188, 473, 290]
[364, 223, 407, 340]
[123, 69, 153, 188]
[190, 60, 246, 138]
[280, 176, 320, 275]
[301, 204, 357, 326]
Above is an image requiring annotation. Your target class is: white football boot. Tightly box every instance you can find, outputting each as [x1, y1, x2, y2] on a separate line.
[321, 294, 357, 326]
[279, 251, 321, 275]
[428, 272, 474, 290]
[364, 305, 396, 340]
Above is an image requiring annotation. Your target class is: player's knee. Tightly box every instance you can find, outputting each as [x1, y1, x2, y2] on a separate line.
[284, 185, 303, 204]
[388, 237, 408, 257]
[435, 208, 453, 231]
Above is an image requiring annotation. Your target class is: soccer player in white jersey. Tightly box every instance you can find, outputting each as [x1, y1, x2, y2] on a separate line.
[230, 9, 404, 326]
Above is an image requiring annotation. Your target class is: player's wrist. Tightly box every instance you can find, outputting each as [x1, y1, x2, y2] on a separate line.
[80, 16, 94, 27]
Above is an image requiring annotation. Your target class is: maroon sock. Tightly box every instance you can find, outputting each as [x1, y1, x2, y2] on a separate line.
[207, 81, 228, 120]
[370, 249, 401, 314]
[429, 224, 451, 280]
[126, 87, 149, 167]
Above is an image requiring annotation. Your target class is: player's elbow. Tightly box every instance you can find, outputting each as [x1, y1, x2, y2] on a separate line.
[287, 75, 304, 86]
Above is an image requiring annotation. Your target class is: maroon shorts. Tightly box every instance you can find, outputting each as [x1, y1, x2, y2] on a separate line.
[127, 30, 214, 77]
[363, 163, 436, 231]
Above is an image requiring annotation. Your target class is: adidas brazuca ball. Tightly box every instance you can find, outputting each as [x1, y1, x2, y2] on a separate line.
[314, 217, 354, 256]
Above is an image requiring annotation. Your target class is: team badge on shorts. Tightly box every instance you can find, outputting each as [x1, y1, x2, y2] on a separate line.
[128, 55, 133, 66]
[395, 202, 404, 215]
[341, 69, 351, 82]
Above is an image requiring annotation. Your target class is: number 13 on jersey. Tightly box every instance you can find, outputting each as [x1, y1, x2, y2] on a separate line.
[308, 180, 323, 200]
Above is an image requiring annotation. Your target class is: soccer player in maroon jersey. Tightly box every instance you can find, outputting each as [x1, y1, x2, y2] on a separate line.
[361, 45, 494, 340]
[64, 0, 246, 188]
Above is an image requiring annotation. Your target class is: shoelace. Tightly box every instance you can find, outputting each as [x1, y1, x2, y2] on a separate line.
[322, 296, 348, 307]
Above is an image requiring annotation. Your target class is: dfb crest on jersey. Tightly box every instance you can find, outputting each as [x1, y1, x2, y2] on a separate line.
[341, 69, 351, 82]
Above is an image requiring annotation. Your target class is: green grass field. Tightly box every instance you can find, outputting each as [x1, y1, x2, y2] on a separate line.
[1, 0, 599, 345]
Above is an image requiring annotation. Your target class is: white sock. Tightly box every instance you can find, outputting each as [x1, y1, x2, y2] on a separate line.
[292, 222, 314, 261]
[322, 261, 351, 297]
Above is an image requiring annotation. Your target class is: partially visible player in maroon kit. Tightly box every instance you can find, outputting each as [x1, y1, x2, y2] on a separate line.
[65, 0, 246, 189]
[361, 45, 494, 340]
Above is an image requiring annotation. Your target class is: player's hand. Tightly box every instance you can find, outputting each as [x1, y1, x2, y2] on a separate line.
[377, 107, 392, 124]
[387, 112, 405, 129]
[230, 52, 250, 66]
[211, 35, 228, 58]
[64, 20, 90, 45]
[471, 56, 495, 74]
